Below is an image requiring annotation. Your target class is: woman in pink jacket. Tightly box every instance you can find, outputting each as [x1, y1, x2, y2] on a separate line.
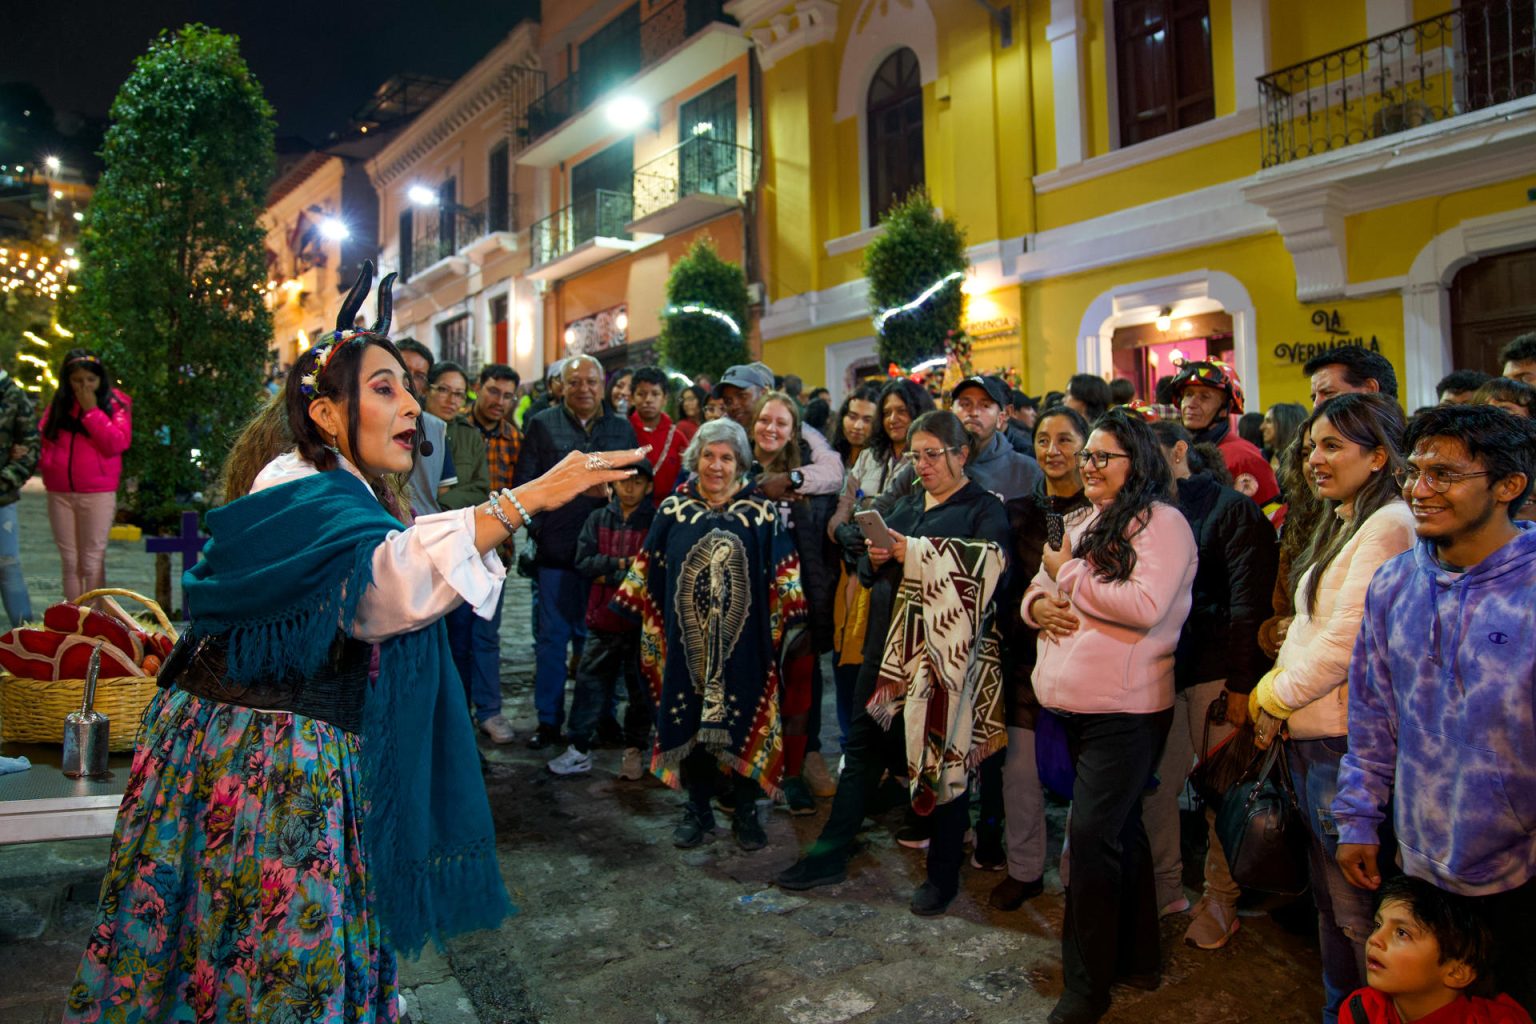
[1022, 408, 1197, 1024]
[39, 349, 132, 601]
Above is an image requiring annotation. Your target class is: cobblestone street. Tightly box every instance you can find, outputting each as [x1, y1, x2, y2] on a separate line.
[1, 483, 1326, 1023]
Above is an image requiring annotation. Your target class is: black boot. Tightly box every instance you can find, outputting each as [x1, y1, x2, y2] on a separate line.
[731, 775, 767, 851]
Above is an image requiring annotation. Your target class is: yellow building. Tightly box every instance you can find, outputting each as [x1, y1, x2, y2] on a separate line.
[732, 0, 1536, 409]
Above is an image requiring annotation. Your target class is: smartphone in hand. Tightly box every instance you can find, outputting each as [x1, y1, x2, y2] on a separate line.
[854, 508, 895, 548]
[1046, 512, 1065, 551]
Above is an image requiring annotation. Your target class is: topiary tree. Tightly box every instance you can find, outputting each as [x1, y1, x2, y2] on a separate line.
[864, 190, 967, 369]
[76, 24, 275, 527]
[656, 238, 750, 382]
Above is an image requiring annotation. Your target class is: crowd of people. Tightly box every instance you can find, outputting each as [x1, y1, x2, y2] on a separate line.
[50, 274, 1536, 1024]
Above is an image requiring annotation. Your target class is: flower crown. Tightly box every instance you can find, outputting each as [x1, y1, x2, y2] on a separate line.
[299, 259, 398, 400]
[299, 330, 360, 398]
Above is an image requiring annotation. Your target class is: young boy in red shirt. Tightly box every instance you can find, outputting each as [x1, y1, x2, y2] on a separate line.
[1345, 876, 1532, 1024]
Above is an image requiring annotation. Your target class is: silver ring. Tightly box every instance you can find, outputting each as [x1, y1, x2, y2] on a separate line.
[585, 453, 613, 471]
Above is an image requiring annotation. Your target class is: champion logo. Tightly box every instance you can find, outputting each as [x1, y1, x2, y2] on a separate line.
[1489, 632, 1511, 645]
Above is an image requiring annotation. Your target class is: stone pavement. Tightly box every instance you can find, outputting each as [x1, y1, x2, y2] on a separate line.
[0, 483, 1327, 1023]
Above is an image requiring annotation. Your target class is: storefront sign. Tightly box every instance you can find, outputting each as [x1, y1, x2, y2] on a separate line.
[965, 317, 1020, 342]
[1274, 309, 1382, 364]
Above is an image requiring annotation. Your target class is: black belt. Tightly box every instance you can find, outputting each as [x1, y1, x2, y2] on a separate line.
[157, 631, 371, 734]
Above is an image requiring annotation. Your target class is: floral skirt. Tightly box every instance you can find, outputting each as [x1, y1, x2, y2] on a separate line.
[63, 687, 397, 1024]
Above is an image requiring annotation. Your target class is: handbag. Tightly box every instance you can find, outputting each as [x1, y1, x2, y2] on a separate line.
[1214, 738, 1311, 897]
[1034, 709, 1076, 800]
[1188, 694, 1260, 807]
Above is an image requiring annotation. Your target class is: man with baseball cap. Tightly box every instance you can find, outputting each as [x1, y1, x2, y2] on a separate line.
[715, 362, 843, 500]
[1169, 359, 1279, 511]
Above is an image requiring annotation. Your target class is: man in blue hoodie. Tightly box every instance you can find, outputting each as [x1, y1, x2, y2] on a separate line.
[1334, 404, 1536, 1015]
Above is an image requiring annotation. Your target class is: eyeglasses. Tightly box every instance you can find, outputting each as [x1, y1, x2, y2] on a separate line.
[429, 385, 467, 402]
[1077, 450, 1132, 469]
[904, 446, 960, 465]
[1394, 467, 1492, 494]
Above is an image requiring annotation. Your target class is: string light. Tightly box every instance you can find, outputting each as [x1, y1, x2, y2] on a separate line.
[663, 303, 742, 337]
[872, 271, 965, 333]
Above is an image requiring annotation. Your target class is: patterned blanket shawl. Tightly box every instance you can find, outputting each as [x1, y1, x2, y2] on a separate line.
[866, 536, 1007, 814]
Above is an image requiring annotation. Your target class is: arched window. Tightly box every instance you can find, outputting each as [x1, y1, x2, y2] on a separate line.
[866, 48, 924, 225]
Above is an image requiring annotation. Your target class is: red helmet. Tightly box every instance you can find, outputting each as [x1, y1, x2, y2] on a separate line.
[1169, 358, 1246, 416]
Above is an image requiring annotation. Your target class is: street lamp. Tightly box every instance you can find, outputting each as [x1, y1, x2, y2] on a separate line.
[45, 156, 60, 173]
[604, 95, 651, 132]
[407, 184, 439, 207]
[319, 217, 349, 241]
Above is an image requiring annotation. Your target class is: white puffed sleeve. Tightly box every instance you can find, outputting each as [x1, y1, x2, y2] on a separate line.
[351, 506, 507, 642]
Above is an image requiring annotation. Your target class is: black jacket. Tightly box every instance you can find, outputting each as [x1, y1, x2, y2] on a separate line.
[512, 404, 639, 569]
[999, 488, 1092, 728]
[855, 481, 1011, 699]
[1173, 471, 1279, 693]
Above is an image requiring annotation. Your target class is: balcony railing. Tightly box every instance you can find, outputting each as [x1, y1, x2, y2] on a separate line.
[1258, 2, 1536, 167]
[631, 137, 754, 221]
[524, 0, 734, 144]
[406, 199, 519, 278]
[530, 189, 635, 267]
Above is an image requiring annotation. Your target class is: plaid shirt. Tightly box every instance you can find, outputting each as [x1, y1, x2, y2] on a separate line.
[474, 414, 522, 492]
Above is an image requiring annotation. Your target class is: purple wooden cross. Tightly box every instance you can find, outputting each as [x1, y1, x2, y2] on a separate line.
[144, 511, 205, 575]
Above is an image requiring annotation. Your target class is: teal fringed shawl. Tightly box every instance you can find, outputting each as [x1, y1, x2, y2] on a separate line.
[182, 468, 510, 956]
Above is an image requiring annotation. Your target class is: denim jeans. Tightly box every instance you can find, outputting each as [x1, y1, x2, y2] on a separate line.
[1288, 735, 1376, 1024]
[533, 566, 589, 730]
[446, 589, 504, 723]
[831, 661, 860, 749]
[0, 503, 31, 627]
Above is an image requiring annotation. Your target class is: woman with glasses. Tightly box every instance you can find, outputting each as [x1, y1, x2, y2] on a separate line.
[1248, 393, 1415, 1024]
[777, 410, 1010, 916]
[1021, 408, 1197, 1024]
[992, 405, 1093, 912]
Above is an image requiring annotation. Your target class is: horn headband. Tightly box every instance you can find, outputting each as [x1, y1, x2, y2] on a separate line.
[298, 260, 398, 400]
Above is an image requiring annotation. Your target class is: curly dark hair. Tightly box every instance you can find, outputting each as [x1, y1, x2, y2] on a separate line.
[829, 384, 882, 462]
[1076, 408, 1174, 583]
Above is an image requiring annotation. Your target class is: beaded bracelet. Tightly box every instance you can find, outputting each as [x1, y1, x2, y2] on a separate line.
[490, 487, 534, 529]
[486, 497, 519, 534]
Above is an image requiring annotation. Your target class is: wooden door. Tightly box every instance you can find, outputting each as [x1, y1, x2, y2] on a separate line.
[1450, 247, 1536, 374]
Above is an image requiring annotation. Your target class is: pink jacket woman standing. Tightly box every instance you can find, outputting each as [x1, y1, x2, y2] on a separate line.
[39, 349, 132, 601]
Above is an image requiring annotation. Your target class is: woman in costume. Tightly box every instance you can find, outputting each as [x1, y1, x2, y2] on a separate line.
[62, 263, 645, 1024]
[777, 410, 1010, 917]
[616, 417, 805, 853]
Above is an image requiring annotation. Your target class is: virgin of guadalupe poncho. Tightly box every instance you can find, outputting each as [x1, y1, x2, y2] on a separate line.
[614, 479, 806, 797]
[867, 536, 1007, 815]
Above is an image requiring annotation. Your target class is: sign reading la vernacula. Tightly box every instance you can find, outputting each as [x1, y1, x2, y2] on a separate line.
[1274, 309, 1383, 364]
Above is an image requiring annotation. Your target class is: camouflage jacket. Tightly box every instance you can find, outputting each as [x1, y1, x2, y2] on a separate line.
[0, 373, 40, 506]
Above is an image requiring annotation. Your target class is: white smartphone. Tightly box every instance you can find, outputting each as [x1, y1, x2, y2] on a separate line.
[854, 508, 895, 548]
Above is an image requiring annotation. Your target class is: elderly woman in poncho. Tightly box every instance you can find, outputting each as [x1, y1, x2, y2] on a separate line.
[776, 410, 1011, 916]
[615, 417, 806, 853]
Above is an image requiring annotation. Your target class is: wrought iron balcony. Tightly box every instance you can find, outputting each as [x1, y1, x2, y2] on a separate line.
[405, 198, 518, 280]
[523, 0, 733, 145]
[529, 189, 636, 269]
[629, 137, 754, 234]
[1258, 1, 1536, 167]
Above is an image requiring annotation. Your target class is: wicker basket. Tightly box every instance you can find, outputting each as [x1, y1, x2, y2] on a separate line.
[0, 588, 179, 752]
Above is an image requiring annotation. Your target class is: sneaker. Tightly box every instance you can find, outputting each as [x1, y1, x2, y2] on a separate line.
[1159, 895, 1191, 918]
[775, 852, 848, 891]
[970, 830, 1006, 871]
[525, 724, 560, 751]
[477, 714, 516, 744]
[895, 821, 931, 850]
[1184, 897, 1241, 950]
[617, 747, 644, 781]
[802, 751, 837, 798]
[546, 745, 592, 776]
[988, 875, 1044, 910]
[782, 776, 817, 816]
[673, 804, 715, 848]
[732, 803, 767, 852]
[909, 880, 956, 917]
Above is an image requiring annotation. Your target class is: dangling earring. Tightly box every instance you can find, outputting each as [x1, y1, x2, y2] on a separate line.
[324, 432, 342, 455]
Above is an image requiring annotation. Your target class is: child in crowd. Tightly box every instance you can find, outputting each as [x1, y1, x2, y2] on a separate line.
[546, 462, 657, 780]
[1344, 876, 1533, 1024]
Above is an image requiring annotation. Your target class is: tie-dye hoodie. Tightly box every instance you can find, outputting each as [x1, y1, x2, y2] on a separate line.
[1334, 522, 1536, 897]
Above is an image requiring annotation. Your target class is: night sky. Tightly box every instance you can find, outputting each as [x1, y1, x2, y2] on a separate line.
[3, 0, 538, 144]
